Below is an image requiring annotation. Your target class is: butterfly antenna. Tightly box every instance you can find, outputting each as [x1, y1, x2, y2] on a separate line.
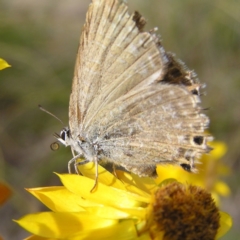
[38, 105, 64, 125]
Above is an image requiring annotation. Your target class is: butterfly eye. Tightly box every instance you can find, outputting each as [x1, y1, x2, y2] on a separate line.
[60, 128, 70, 141]
[60, 130, 67, 140]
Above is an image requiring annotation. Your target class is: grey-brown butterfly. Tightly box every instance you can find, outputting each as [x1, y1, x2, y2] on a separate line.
[55, 0, 212, 191]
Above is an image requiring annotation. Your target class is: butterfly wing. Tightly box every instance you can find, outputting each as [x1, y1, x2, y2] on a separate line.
[69, 0, 166, 139]
[88, 81, 211, 176]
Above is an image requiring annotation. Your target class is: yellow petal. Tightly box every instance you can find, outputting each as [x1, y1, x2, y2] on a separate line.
[214, 181, 231, 196]
[57, 174, 150, 208]
[78, 163, 151, 199]
[27, 186, 101, 212]
[0, 58, 11, 70]
[209, 142, 227, 159]
[85, 206, 132, 219]
[24, 222, 152, 240]
[77, 162, 127, 190]
[119, 207, 147, 220]
[117, 171, 158, 194]
[24, 236, 54, 240]
[216, 211, 233, 239]
[66, 220, 140, 240]
[15, 212, 117, 238]
[157, 178, 178, 187]
[211, 192, 220, 206]
[136, 233, 152, 240]
[85, 205, 147, 220]
[156, 165, 189, 184]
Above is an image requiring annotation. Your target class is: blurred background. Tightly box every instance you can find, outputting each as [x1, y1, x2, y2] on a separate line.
[0, 0, 239, 239]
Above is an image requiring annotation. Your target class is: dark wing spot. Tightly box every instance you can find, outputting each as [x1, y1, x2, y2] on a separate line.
[180, 163, 191, 172]
[132, 11, 146, 31]
[191, 89, 199, 95]
[193, 136, 204, 145]
[169, 67, 182, 78]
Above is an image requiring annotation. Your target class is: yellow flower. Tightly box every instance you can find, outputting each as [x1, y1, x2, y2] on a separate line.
[15, 162, 232, 240]
[0, 58, 11, 70]
[156, 141, 230, 203]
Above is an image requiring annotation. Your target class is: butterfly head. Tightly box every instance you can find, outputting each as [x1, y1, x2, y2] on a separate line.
[58, 127, 71, 145]
[50, 127, 71, 150]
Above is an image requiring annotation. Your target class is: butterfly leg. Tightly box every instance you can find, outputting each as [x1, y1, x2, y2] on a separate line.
[68, 154, 83, 173]
[74, 159, 87, 175]
[90, 156, 98, 193]
[73, 156, 98, 193]
[112, 164, 117, 178]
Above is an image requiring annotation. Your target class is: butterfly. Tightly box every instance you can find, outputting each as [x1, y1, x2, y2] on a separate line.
[54, 0, 212, 191]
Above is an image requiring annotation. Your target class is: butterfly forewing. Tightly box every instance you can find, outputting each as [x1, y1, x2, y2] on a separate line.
[69, 0, 166, 134]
